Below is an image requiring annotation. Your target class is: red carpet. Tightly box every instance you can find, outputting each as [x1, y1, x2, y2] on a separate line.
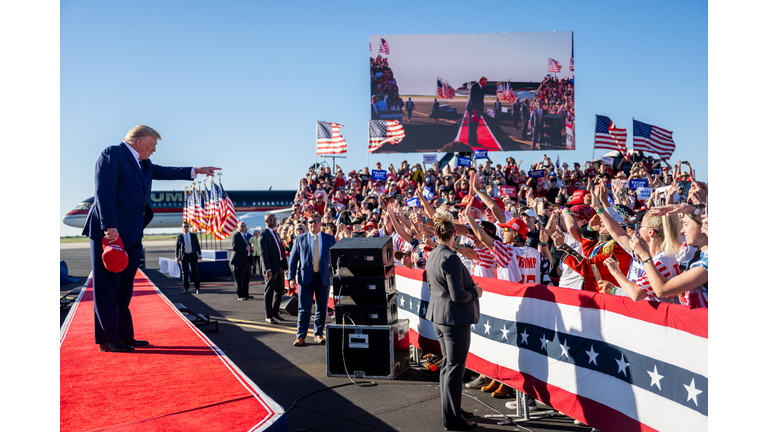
[60, 271, 287, 432]
[455, 111, 503, 151]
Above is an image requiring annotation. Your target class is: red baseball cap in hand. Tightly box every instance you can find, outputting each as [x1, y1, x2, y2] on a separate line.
[102, 236, 129, 273]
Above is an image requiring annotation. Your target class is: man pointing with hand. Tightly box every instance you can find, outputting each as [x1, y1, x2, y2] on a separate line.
[83, 124, 220, 353]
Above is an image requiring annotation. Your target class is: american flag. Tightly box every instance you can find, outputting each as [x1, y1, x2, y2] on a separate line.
[368, 119, 405, 152]
[594, 115, 631, 160]
[633, 119, 676, 159]
[436, 77, 455, 99]
[379, 38, 389, 55]
[207, 181, 221, 234]
[395, 268, 708, 432]
[570, 57, 574, 72]
[199, 184, 210, 233]
[548, 58, 562, 73]
[496, 81, 516, 103]
[213, 182, 237, 239]
[316, 121, 347, 155]
[183, 188, 192, 226]
[192, 188, 203, 232]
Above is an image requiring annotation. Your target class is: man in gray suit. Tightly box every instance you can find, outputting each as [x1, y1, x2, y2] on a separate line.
[425, 212, 482, 431]
[259, 213, 286, 324]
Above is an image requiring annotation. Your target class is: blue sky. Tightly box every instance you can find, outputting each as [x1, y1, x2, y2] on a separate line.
[59, 0, 708, 236]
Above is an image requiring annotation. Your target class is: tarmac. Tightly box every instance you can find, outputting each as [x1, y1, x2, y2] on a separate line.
[61, 240, 597, 432]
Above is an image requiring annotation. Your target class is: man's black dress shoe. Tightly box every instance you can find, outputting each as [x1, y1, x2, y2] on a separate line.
[247, 295, 254, 298]
[121, 339, 149, 347]
[182, 289, 189, 294]
[444, 420, 477, 431]
[460, 408, 474, 418]
[99, 342, 135, 353]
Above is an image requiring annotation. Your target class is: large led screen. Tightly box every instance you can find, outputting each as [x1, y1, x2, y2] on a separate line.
[370, 32, 574, 153]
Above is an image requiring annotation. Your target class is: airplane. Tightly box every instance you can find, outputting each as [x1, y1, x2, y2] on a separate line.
[62, 190, 297, 231]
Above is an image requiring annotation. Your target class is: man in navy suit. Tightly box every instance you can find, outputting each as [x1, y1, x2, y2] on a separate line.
[83, 125, 220, 353]
[466, 77, 487, 147]
[287, 212, 336, 346]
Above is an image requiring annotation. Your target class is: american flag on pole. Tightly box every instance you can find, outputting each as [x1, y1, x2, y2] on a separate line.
[595, 115, 631, 161]
[496, 81, 516, 103]
[368, 119, 405, 152]
[183, 188, 192, 226]
[436, 77, 456, 99]
[379, 38, 389, 55]
[316, 121, 347, 155]
[198, 185, 210, 233]
[548, 58, 562, 73]
[633, 120, 676, 159]
[192, 188, 203, 232]
[395, 268, 708, 432]
[570, 57, 574, 72]
[213, 182, 237, 239]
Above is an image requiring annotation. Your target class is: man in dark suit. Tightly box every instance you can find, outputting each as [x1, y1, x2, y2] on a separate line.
[465, 77, 487, 147]
[259, 213, 287, 324]
[531, 102, 548, 150]
[371, 95, 380, 119]
[231, 221, 252, 301]
[405, 97, 415, 121]
[522, 100, 531, 139]
[83, 124, 219, 353]
[176, 222, 202, 294]
[512, 99, 521, 129]
[287, 212, 336, 346]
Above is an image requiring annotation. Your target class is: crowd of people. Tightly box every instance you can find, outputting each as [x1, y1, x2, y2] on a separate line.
[370, 55, 402, 111]
[534, 74, 575, 122]
[265, 152, 708, 424]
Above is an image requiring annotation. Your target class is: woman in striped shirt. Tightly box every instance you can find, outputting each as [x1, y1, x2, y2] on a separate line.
[592, 182, 681, 303]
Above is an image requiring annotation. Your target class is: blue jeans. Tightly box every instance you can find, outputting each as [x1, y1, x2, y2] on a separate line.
[296, 272, 330, 339]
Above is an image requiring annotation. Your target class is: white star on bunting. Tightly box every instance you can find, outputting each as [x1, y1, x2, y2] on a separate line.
[483, 321, 491, 335]
[520, 328, 529, 345]
[683, 378, 703, 406]
[616, 354, 629, 376]
[540, 335, 549, 352]
[400, 296, 405, 307]
[586, 345, 599, 366]
[647, 365, 663, 390]
[500, 325, 509, 341]
[559, 339, 571, 359]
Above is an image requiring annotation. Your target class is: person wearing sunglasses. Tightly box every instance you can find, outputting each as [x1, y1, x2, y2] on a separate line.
[287, 213, 336, 347]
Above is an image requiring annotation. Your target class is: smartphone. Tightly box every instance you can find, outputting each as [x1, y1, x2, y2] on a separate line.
[591, 264, 602, 281]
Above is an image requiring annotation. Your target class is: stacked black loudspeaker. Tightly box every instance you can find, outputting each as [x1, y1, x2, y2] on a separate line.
[326, 237, 410, 379]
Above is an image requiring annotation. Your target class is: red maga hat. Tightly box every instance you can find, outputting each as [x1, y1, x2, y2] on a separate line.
[455, 195, 483, 210]
[102, 236, 129, 273]
[498, 218, 528, 237]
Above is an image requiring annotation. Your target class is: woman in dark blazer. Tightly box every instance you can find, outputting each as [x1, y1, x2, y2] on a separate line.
[426, 211, 483, 431]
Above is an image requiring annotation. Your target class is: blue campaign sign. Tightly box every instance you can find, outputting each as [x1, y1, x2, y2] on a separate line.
[457, 156, 472, 167]
[474, 149, 488, 160]
[371, 169, 387, 181]
[529, 169, 545, 178]
[406, 196, 420, 207]
[629, 179, 649, 190]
